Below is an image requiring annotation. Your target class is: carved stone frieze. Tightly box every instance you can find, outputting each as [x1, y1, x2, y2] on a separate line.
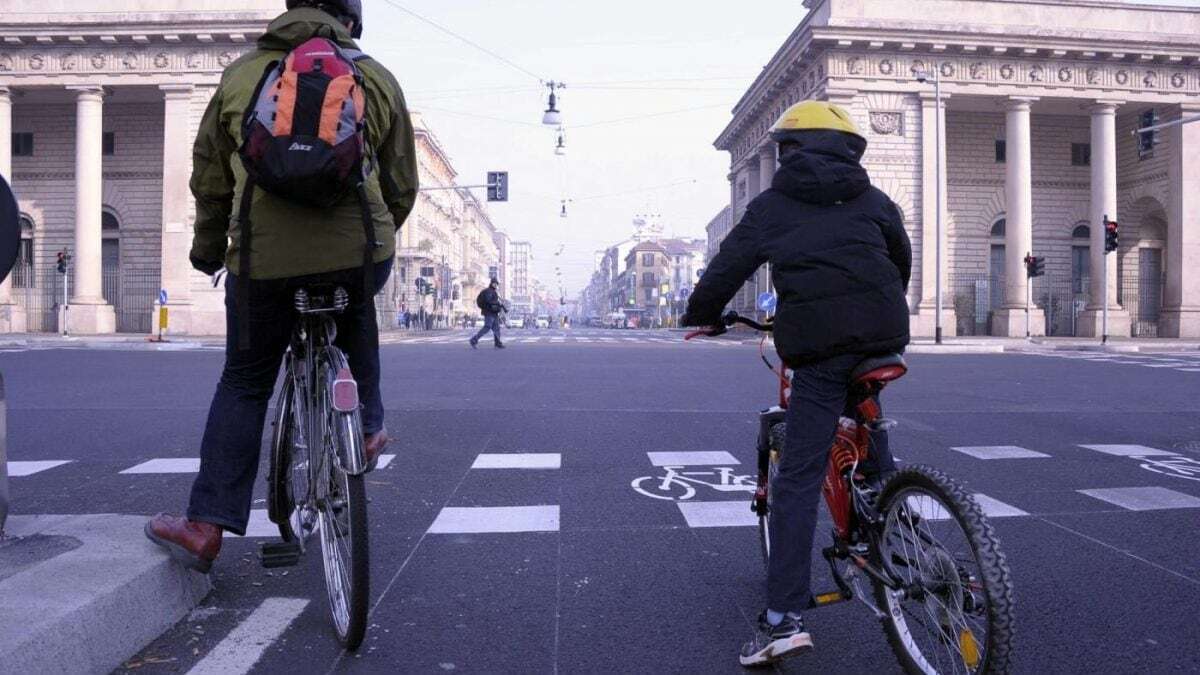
[0, 45, 250, 75]
[869, 111, 904, 135]
[829, 52, 1199, 95]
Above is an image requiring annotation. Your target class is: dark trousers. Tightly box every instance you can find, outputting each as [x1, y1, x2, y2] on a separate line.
[470, 313, 502, 345]
[767, 353, 897, 613]
[187, 260, 392, 535]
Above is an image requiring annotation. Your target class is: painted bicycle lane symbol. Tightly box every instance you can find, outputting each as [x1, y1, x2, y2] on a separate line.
[1134, 454, 1200, 483]
[631, 465, 756, 501]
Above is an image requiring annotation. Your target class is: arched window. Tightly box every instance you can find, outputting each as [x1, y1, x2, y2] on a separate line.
[1072, 224, 1091, 239]
[101, 210, 120, 272]
[990, 218, 1006, 238]
[15, 215, 34, 288]
[989, 218, 1006, 320]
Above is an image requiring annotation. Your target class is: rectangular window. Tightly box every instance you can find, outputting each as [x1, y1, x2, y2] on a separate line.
[994, 140, 1006, 164]
[642, 253, 655, 266]
[642, 272, 655, 287]
[12, 133, 33, 157]
[1071, 246, 1090, 295]
[1071, 143, 1091, 167]
[643, 288, 653, 302]
[102, 132, 115, 156]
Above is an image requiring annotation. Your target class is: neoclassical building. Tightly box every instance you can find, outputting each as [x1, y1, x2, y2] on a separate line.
[0, 0, 501, 335]
[713, 0, 1200, 338]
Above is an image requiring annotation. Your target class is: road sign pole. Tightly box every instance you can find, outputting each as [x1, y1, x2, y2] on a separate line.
[0, 373, 9, 538]
[1102, 242, 1109, 346]
[62, 262, 69, 337]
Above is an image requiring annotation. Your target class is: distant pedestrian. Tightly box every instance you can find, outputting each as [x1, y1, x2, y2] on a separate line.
[470, 278, 507, 349]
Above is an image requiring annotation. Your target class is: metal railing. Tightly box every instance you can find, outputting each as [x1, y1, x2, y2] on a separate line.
[10, 263, 159, 334]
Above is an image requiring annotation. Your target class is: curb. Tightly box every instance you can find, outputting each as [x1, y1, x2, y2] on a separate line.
[0, 514, 211, 673]
[907, 344, 1007, 354]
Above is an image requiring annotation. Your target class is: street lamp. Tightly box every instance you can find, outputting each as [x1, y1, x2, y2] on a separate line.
[542, 81, 565, 126]
[914, 66, 944, 345]
[555, 127, 567, 156]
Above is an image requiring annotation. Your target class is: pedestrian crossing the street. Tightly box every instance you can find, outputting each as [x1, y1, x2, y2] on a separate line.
[380, 329, 751, 347]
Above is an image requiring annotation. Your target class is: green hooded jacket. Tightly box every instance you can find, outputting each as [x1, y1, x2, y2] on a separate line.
[189, 8, 418, 279]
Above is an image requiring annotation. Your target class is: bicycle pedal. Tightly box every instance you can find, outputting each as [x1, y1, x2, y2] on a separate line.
[259, 541, 302, 568]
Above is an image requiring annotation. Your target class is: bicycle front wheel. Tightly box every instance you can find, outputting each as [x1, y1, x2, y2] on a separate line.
[758, 422, 787, 569]
[316, 348, 370, 650]
[871, 466, 1015, 675]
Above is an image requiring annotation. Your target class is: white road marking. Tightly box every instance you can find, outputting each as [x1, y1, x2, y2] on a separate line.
[677, 501, 759, 528]
[1078, 486, 1200, 511]
[377, 454, 396, 469]
[119, 458, 201, 474]
[951, 446, 1050, 460]
[471, 453, 562, 470]
[647, 451, 740, 466]
[428, 505, 560, 534]
[7, 460, 72, 477]
[903, 493, 1029, 520]
[1078, 444, 1178, 457]
[186, 597, 310, 675]
[243, 509, 280, 537]
[1176, 368, 1200, 373]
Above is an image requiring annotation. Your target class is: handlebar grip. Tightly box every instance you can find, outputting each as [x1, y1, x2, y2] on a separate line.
[684, 326, 727, 341]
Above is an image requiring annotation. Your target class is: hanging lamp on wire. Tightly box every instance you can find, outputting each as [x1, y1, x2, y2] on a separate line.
[555, 126, 567, 156]
[542, 81, 565, 126]
[560, 199, 569, 218]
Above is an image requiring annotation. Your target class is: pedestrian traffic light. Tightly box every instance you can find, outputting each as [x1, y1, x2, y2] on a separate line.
[1104, 217, 1119, 253]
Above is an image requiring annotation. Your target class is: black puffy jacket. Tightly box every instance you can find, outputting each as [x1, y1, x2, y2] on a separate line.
[684, 131, 911, 366]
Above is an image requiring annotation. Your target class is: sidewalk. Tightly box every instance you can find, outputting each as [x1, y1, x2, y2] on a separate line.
[0, 514, 211, 673]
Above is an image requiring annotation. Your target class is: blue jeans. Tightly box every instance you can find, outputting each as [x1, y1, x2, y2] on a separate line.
[471, 313, 502, 345]
[767, 353, 897, 613]
[187, 260, 392, 535]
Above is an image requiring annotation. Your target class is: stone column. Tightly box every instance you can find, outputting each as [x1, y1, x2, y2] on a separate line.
[1162, 102, 1200, 337]
[153, 85, 196, 336]
[991, 97, 1044, 336]
[913, 91, 956, 337]
[1077, 101, 1131, 337]
[0, 86, 26, 333]
[757, 144, 776, 195]
[66, 86, 115, 334]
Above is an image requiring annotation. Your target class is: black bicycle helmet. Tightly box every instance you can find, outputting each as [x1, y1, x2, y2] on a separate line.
[286, 0, 363, 38]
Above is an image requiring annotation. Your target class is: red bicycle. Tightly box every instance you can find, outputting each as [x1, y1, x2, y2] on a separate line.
[688, 312, 1015, 675]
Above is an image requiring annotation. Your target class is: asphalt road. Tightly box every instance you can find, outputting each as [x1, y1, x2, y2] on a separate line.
[3, 329, 1200, 674]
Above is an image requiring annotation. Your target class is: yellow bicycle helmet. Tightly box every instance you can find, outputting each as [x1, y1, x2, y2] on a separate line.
[770, 100, 864, 142]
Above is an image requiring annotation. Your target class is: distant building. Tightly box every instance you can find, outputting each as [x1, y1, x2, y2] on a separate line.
[510, 240, 533, 317]
[625, 241, 671, 328]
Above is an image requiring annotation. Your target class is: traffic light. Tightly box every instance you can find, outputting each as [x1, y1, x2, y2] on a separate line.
[487, 171, 509, 202]
[1023, 254, 1046, 278]
[56, 250, 69, 274]
[1138, 109, 1159, 159]
[1104, 217, 1119, 253]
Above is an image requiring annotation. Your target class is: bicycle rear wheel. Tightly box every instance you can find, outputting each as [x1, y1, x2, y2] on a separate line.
[268, 372, 317, 544]
[871, 466, 1015, 675]
[316, 348, 370, 650]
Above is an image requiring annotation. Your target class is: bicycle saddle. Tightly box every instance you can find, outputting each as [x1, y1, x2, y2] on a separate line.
[293, 285, 351, 314]
[850, 353, 908, 387]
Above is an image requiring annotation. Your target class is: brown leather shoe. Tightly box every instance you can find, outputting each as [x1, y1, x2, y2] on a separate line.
[364, 427, 389, 471]
[144, 513, 222, 573]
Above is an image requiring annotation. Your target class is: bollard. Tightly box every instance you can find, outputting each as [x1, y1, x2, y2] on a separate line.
[0, 373, 8, 538]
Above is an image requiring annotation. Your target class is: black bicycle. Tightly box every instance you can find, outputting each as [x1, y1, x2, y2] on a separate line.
[262, 284, 371, 650]
[688, 312, 1015, 674]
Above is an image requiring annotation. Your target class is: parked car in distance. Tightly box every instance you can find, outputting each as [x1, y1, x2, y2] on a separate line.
[536, 316, 550, 329]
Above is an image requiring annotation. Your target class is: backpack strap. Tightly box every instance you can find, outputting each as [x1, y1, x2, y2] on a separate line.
[355, 182, 379, 308]
[236, 180, 255, 351]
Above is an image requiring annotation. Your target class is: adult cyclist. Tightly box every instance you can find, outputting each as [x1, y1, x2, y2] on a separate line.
[145, 0, 418, 573]
[682, 100, 912, 667]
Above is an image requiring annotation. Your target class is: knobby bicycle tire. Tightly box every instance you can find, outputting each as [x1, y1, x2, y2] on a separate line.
[871, 466, 1015, 675]
[758, 421, 788, 571]
[318, 347, 370, 650]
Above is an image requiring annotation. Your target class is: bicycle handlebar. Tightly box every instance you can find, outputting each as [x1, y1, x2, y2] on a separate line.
[683, 311, 773, 340]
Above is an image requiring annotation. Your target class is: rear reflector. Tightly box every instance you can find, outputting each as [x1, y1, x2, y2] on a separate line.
[332, 367, 359, 413]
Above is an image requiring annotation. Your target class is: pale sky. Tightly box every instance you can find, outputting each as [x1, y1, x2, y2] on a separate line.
[358, 0, 1200, 296]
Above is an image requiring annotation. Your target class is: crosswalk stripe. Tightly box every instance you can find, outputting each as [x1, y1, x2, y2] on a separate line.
[186, 598, 310, 675]
[677, 501, 758, 528]
[120, 458, 201, 474]
[244, 509, 280, 537]
[1078, 444, 1177, 457]
[471, 453, 562, 470]
[1078, 487, 1200, 511]
[428, 505, 560, 534]
[7, 460, 73, 477]
[647, 451, 740, 466]
[951, 446, 1050, 460]
[904, 493, 1030, 520]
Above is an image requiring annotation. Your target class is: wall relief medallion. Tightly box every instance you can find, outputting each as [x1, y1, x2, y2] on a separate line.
[218, 51, 236, 67]
[1115, 70, 1129, 85]
[1173, 73, 1187, 89]
[911, 60, 927, 76]
[1029, 65, 1044, 82]
[878, 59, 894, 75]
[1143, 71, 1158, 88]
[91, 54, 106, 69]
[1086, 68, 1100, 85]
[969, 62, 986, 80]
[186, 52, 203, 69]
[28, 54, 45, 71]
[61, 53, 77, 71]
[999, 64, 1014, 80]
[939, 61, 955, 77]
[1057, 67, 1072, 83]
[847, 57, 862, 75]
[121, 52, 138, 70]
[869, 111, 903, 135]
[154, 52, 170, 69]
